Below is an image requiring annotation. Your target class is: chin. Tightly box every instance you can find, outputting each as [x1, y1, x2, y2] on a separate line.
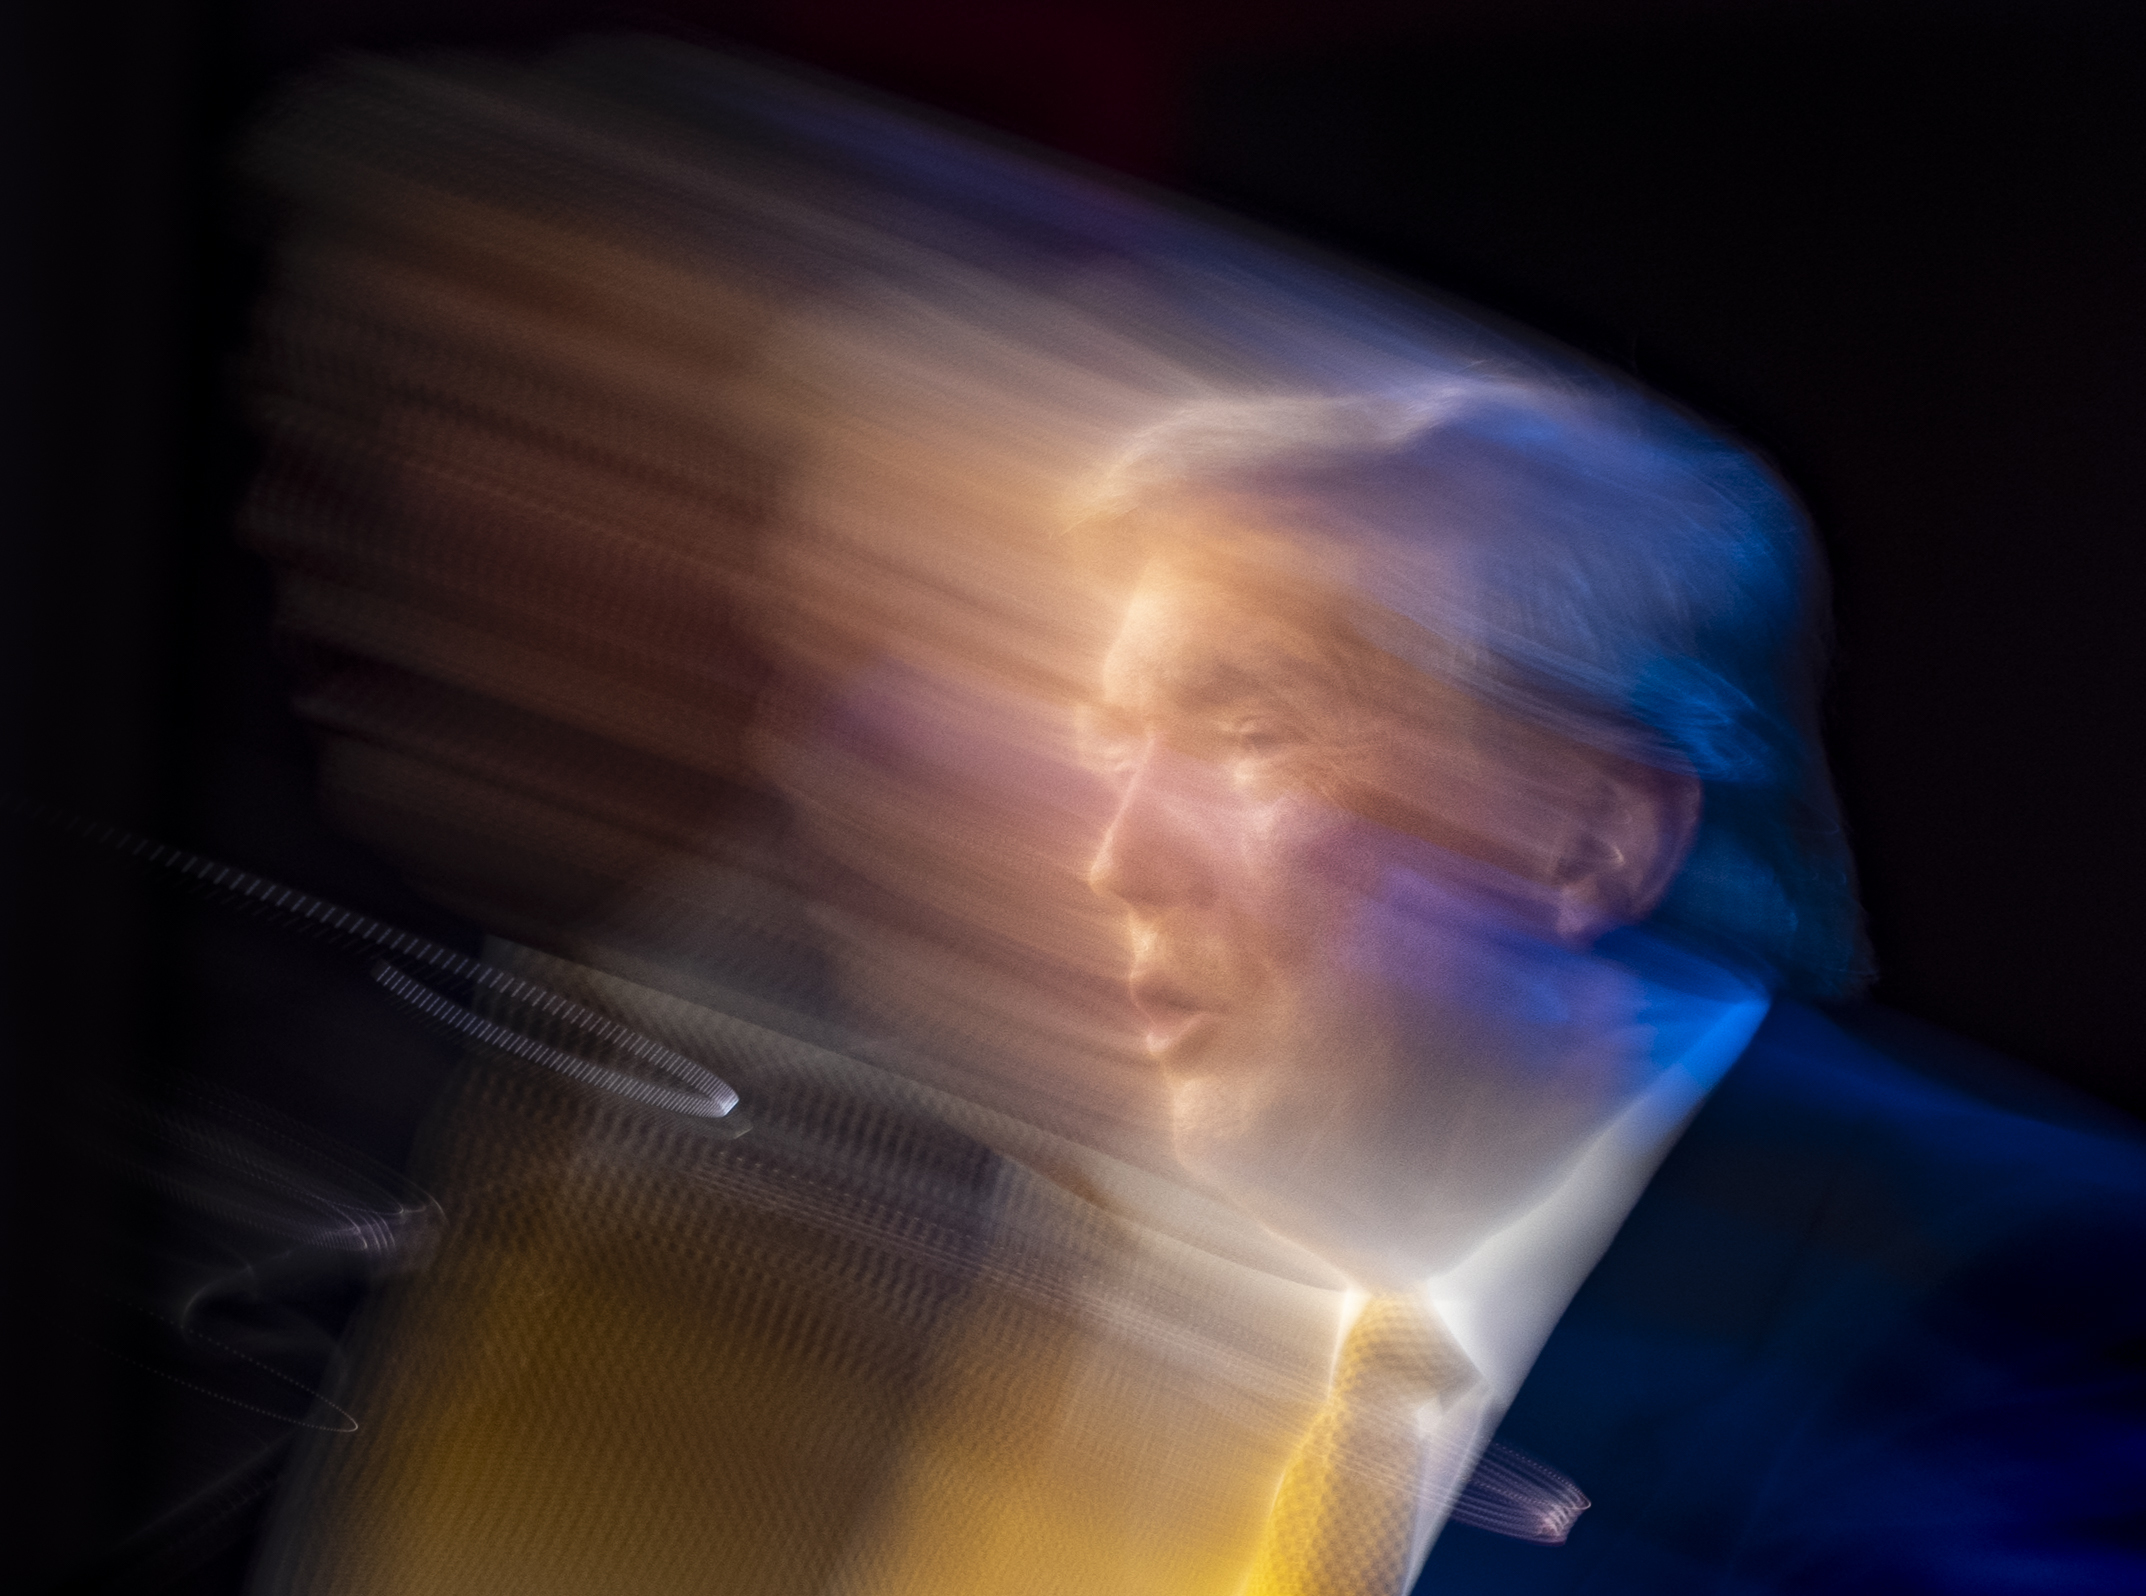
[1166, 1074, 1279, 1193]
[1167, 1075, 1339, 1236]
[1166, 1071, 1490, 1285]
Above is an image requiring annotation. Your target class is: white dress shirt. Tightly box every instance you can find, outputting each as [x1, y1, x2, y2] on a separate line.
[1332, 938, 1772, 1584]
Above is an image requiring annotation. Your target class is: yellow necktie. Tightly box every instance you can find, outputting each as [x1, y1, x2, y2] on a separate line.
[1242, 1292, 1475, 1596]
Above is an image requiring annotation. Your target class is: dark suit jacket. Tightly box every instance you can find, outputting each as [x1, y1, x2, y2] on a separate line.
[1419, 1002, 2146, 1594]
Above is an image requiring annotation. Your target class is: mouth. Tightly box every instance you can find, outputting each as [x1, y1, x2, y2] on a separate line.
[1129, 972, 1218, 1057]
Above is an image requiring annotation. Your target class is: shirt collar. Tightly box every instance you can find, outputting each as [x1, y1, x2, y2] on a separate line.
[1340, 934, 1770, 1400]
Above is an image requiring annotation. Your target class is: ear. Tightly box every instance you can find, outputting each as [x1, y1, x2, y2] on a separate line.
[1548, 758, 1702, 946]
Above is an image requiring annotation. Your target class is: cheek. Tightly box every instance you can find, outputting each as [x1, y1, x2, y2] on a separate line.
[1234, 806, 1524, 1022]
[1233, 796, 1386, 963]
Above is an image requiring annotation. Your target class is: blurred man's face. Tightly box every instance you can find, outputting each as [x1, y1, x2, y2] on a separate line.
[1084, 549, 1672, 1285]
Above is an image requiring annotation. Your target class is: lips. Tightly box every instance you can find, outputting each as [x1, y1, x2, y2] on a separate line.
[1129, 969, 1217, 1056]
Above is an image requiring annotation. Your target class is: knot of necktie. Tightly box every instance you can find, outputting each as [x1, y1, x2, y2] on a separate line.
[1243, 1294, 1476, 1596]
[1330, 1292, 1472, 1403]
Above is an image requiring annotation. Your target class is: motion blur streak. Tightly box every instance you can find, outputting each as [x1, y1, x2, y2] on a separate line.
[18, 800, 745, 1115]
[234, 35, 1727, 1596]
[81, 1077, 438, 1587]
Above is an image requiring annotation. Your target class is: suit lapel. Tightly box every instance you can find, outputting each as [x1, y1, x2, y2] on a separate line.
[1413, 1007, 1866, 1593]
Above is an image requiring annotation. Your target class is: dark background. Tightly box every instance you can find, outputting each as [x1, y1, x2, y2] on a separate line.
[7, 0, 2141, 1588]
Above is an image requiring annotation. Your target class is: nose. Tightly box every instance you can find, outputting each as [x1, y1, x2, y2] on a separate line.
[1088, 741, 1216, 910]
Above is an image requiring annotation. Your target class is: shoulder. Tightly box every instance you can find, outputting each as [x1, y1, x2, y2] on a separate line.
[1718, 1000, 2146, 1261]
[1647, 1001, 2146, 1454]
[1436, 1005, 2146, 1595]
[1554, 1001, 2146, 1369]
[1706, 1007, 2146, 1590]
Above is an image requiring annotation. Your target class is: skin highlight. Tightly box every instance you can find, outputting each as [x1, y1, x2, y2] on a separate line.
[1085, 548, 1698, 1287]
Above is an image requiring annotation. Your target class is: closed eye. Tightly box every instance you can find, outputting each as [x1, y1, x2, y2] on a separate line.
[1231, 718, 1301, 759]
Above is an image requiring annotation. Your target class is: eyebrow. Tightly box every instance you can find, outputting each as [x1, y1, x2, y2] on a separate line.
[1083, 665, 1263, 733]
[1093, 646, 1320, 729]
[1166, 660, 1268, 712]
[1076, 700, 1142, 738]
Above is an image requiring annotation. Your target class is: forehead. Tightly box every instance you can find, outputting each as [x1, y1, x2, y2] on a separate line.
[1098, 562, 1341, 713]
